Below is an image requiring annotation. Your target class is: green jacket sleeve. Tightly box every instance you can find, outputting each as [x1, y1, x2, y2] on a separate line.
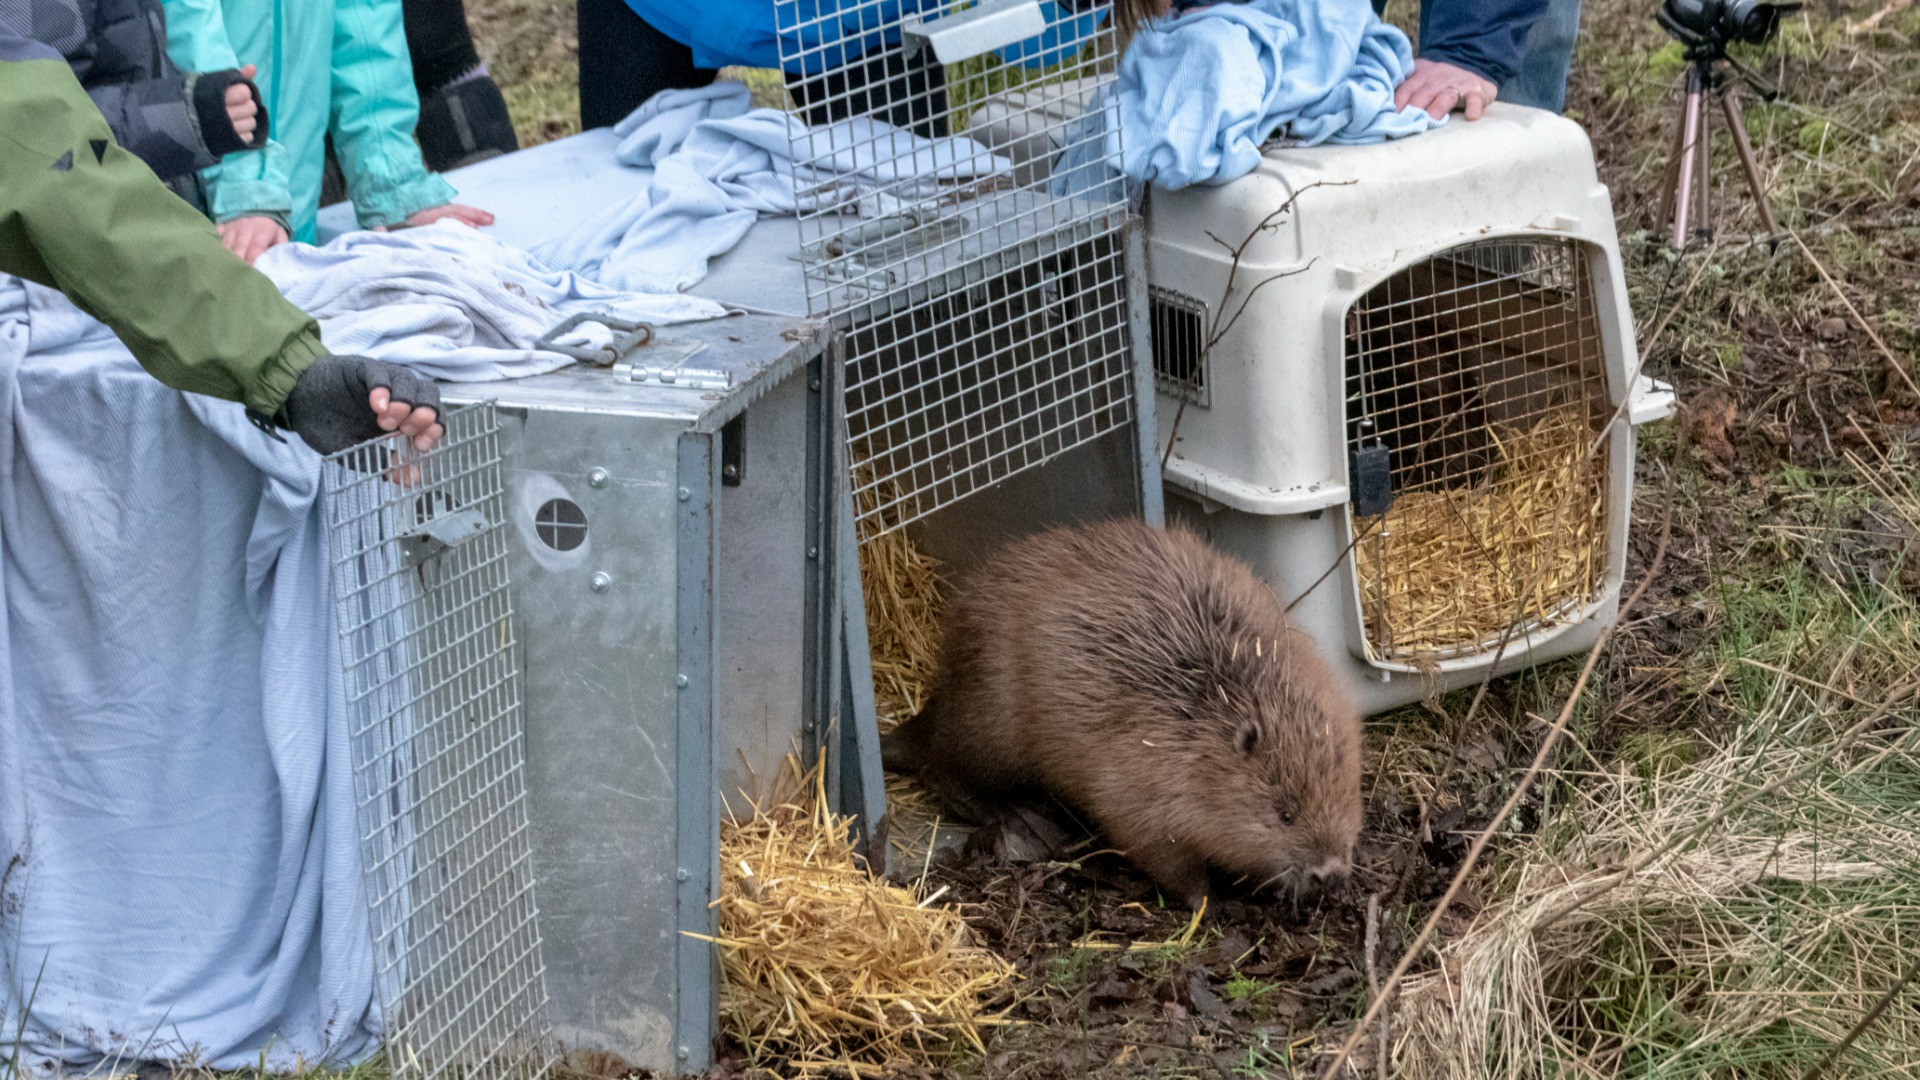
[158, 0, 297, 225]
[329, 0, 456, 229]
[0, 45, 323, 416]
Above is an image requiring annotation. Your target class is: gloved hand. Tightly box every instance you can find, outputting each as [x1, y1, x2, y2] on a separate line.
[280, 354, 444, 455]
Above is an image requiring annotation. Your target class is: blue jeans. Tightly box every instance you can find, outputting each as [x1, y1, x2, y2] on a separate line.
[1501, 0, 1581, 112]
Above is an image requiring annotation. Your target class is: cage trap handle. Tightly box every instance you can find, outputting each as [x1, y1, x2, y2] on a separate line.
[534, 312, 656, 367]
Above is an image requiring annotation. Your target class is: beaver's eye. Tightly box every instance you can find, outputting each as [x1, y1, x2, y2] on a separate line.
[1278, 807, 1296, 827]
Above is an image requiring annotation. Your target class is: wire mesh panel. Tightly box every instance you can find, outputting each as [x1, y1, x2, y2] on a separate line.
[775, 0, 1136, 534]
[324, 404, 553, 1080]
[1343, 236, 1613, 662]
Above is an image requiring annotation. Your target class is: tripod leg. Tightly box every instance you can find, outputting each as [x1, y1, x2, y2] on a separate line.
[1672, 83, 1704, 248]
[1655, 100, 1688, 241]
[1693, 86, 1713, 241]
[1720, 90, 1780, 238]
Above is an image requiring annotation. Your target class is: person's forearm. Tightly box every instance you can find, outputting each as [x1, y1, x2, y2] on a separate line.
[1, 32, 323, 416]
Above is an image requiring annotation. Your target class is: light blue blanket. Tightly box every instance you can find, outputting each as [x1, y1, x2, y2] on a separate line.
[1108, 0, 1441, 189]
[535, 81, 1009, 294]
[0, 224, 668, 1069]
[0, 279, 377, 1073]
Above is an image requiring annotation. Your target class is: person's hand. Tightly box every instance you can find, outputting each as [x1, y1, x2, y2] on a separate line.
[402, 203, 495, 229]
[227, 64, 259, 143]
[370, 384, 445, 450]
[282, 355, 445, 454]
[217, 215, 288, 264]
[1396, 59, 1498, 121]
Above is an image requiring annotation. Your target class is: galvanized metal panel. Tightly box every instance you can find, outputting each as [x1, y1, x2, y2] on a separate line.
[716, 372, 813, 810]
[675, 433, 722, 1075]
[496, 407, 686, 1065]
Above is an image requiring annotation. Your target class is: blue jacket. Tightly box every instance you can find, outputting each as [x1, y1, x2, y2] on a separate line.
[625, 0, 1545, 85]
[160, 0, 456, 242]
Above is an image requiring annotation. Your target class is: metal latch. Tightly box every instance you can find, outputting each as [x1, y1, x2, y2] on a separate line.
[1627, 373, 1678, 425]
[400, 508, 489, 569]
[901, 0, 1047, 63]
[533, 312, 654, 367]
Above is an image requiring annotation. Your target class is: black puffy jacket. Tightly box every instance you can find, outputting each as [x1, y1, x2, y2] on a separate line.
[15, 0, 267, 207]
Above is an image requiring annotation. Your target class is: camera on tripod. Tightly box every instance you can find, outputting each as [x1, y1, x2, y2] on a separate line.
[1658, 0, 1799, 54]
[1652, 0, 1802, 247]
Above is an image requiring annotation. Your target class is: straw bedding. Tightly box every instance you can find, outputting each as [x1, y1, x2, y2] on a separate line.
[702, 760, 1015, 1075]
[1354, 408, 1606, 659]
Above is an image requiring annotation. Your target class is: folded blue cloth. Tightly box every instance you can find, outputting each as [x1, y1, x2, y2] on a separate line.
[1111, 0, 1441, 188]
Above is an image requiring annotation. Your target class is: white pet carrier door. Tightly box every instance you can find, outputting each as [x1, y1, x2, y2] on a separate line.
[1343, 236, 1612, 664]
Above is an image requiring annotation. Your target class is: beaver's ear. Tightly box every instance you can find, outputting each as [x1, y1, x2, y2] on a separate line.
[1235, 720, 1259, 756]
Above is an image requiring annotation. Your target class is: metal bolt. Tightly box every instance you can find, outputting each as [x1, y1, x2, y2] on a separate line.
[590, 572, 612, 593]
[802, 720, 815, 733]
[808, 378, 821, 390]
[677, 487, 691, 501]
[676, 868, 690, 882]
[807, 546, 819, 559]
[588, 467, 610, 489]
[677, 1047, 690, 1061]
[676, 673, 689, 688]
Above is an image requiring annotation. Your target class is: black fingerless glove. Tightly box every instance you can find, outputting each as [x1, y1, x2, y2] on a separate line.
[190, 69, 270, 157]
[277, 355, 442, 455]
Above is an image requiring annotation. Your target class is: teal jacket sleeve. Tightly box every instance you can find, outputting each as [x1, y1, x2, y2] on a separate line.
[159, 0, 296, 224]
[328, 0, 455, 229]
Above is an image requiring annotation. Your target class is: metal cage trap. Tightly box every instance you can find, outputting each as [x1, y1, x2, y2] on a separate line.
[323, 404, 554, 1080]
[774, 0, 1146, 537]
[1343, 235, 1613, 662]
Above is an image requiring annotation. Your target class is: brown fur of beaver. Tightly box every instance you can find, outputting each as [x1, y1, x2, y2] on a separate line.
[881, 518, 1362, 911]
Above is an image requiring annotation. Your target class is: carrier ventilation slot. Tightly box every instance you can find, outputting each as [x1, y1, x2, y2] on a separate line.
[1342, 236, 1612, 663]
[1149, 287, 1209, 405]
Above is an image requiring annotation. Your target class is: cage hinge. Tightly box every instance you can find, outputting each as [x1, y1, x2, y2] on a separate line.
[613, 342, 732, 391]
[1349, 442, 1394, 517]
[900, 0, 1047, 63]
[399, 508, 489, 569]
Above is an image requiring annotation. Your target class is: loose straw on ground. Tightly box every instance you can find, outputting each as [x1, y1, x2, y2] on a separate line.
[695, 756, 1015, 1076]
[851, 455, 952, 850]
[851, 459, 949, 731]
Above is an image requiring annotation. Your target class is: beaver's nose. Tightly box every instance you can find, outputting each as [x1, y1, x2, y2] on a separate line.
[1308, 855, 1350, 882]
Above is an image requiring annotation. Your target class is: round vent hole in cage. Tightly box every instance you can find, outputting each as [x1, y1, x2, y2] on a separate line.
[535, 497, 588, 551]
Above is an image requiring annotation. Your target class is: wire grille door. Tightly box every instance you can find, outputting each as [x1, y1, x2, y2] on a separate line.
[1343, 236, 1613, 662]
[775, 0, 1136, 535]
[324, 404, 553, 1080]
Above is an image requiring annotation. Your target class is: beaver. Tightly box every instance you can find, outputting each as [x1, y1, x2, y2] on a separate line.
[881, 518, 1363, 911]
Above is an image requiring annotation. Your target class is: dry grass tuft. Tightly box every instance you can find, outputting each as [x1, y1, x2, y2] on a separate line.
[1355, 409, 1608, 660]
[701, 758, 1016, 1076]
[1391, 446, 1920, 1079]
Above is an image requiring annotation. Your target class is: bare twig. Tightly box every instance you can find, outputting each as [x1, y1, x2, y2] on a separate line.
[1787, 228, 1920, 400]
[1315, 484, 1675, 1080]
[1365, 894, 1389, 1078]
[1801, 952, 1920, 1080]
[1204, 180, 1351, 348]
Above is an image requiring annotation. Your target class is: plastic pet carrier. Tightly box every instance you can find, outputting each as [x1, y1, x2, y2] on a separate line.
[971, 100, 1677, 713]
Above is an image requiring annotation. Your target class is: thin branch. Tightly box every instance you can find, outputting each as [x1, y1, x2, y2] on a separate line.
[1315, 481, 1675, 1080]
[1787, 228, 1920, 400]
[1801, 952, 1919, 1080]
